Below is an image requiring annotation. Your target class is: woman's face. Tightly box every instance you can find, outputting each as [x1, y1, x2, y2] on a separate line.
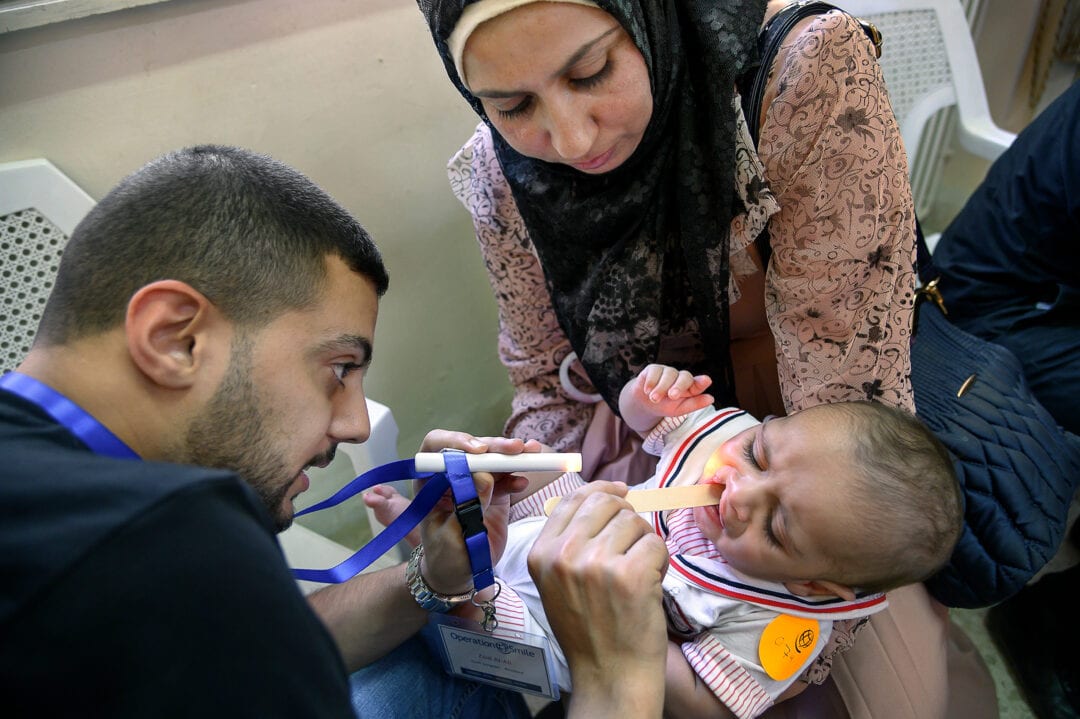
[462, 2, 653, 174]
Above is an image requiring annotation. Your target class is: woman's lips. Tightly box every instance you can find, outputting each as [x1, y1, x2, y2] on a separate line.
[572, 146, 616, 172]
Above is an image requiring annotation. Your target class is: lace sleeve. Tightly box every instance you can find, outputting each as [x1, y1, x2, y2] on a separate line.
[448, 125, 597, 449]
[757, 10, 917, 413]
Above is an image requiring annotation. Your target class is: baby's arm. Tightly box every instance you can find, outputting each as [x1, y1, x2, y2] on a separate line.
[508, 467, 575, 504]
[664, 641, 811, 719]
[619, 364, 714, 435]
[664, 643, 737, 719]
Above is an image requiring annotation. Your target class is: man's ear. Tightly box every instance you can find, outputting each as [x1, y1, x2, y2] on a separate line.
[125, 280, 219, 389]
[783, 579, 857, 602]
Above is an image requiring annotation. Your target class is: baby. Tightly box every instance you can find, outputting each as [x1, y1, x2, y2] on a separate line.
[473, 364, 963, 719]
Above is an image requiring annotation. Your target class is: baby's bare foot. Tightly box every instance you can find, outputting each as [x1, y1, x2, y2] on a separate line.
[363, 484, 420, 547]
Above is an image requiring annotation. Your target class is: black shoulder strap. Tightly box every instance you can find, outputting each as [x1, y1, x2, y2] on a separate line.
[738, 2, 882, 149]
[737, 2, 882, 265]
[915, 216, 937, 283]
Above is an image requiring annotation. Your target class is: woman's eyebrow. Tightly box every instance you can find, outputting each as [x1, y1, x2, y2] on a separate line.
[550, 24, 621, 79]
[470, 25, 621, 98]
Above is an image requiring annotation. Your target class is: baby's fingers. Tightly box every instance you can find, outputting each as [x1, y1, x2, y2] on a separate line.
[656, 369, 708, 401]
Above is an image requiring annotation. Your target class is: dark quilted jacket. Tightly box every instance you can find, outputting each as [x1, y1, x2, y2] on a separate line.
[912, 301, 1080, 608]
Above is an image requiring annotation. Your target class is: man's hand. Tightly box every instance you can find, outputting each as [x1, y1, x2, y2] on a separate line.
[307, 430, 534, 671]
[528, 482, 669, 717]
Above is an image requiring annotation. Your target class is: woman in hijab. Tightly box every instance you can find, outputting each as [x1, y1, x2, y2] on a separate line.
[409, 0, 995, 717]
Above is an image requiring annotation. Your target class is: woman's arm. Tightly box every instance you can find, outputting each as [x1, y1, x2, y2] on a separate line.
[757, 10, 918, 413]
[448, 124, 597, 449]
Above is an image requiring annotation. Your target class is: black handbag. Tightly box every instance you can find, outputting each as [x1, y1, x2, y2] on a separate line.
[742, 2, 1080, 608]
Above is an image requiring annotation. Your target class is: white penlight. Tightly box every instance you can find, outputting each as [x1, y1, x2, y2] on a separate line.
[414, 452, 583, 474]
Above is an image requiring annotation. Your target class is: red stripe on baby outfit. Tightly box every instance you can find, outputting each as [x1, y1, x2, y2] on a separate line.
[491, 580, 527, 632]
[669, 557, 887, 615]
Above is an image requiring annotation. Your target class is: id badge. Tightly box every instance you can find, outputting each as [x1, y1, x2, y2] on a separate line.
[429, 614, 561, 700]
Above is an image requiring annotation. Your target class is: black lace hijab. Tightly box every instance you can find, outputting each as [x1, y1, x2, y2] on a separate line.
[418, 0, 766, 411]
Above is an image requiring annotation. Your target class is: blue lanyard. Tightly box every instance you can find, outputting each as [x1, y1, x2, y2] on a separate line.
[291, 449, 494, 589]
[0, 371, 139, 460]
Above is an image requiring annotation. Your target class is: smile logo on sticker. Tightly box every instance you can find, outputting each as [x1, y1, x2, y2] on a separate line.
[758, 614, 820, 681]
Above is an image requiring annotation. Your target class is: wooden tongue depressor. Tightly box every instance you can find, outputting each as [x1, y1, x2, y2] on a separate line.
[543, 482, 724, 516]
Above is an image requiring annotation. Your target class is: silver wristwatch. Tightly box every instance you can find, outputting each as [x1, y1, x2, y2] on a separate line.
[405, 544, 475, 613]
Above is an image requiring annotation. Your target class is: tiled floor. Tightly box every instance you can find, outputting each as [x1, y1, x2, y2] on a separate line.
[950, 534, 1079, 719]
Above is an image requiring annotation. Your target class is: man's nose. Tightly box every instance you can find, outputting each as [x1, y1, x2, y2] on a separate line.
[330, 389, 371, 445]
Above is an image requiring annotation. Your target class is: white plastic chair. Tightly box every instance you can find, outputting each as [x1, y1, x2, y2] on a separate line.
[0, 159, 95, 372]
[837, 0, 1016, 245]
[0, 159, 95, 236]
[843, 0, 1015, 162]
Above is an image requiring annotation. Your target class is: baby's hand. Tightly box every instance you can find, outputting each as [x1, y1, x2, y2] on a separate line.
[633, 364, 713, 417]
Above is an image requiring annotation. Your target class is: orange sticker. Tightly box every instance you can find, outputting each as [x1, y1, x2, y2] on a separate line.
[757, 614, 819, 681]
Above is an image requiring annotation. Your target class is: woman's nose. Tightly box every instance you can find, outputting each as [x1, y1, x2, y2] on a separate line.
[546, 97, 597, 161]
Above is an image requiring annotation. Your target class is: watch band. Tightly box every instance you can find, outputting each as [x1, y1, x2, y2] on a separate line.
[405, 544, 475, 613]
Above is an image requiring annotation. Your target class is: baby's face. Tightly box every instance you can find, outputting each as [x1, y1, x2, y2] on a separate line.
[694, 410, 859, 583]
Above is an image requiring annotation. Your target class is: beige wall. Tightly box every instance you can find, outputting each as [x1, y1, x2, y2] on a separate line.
[0, 0, 512, 456]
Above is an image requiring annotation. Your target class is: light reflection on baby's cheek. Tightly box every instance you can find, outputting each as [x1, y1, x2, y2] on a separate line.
[702, 448, 727, 481]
